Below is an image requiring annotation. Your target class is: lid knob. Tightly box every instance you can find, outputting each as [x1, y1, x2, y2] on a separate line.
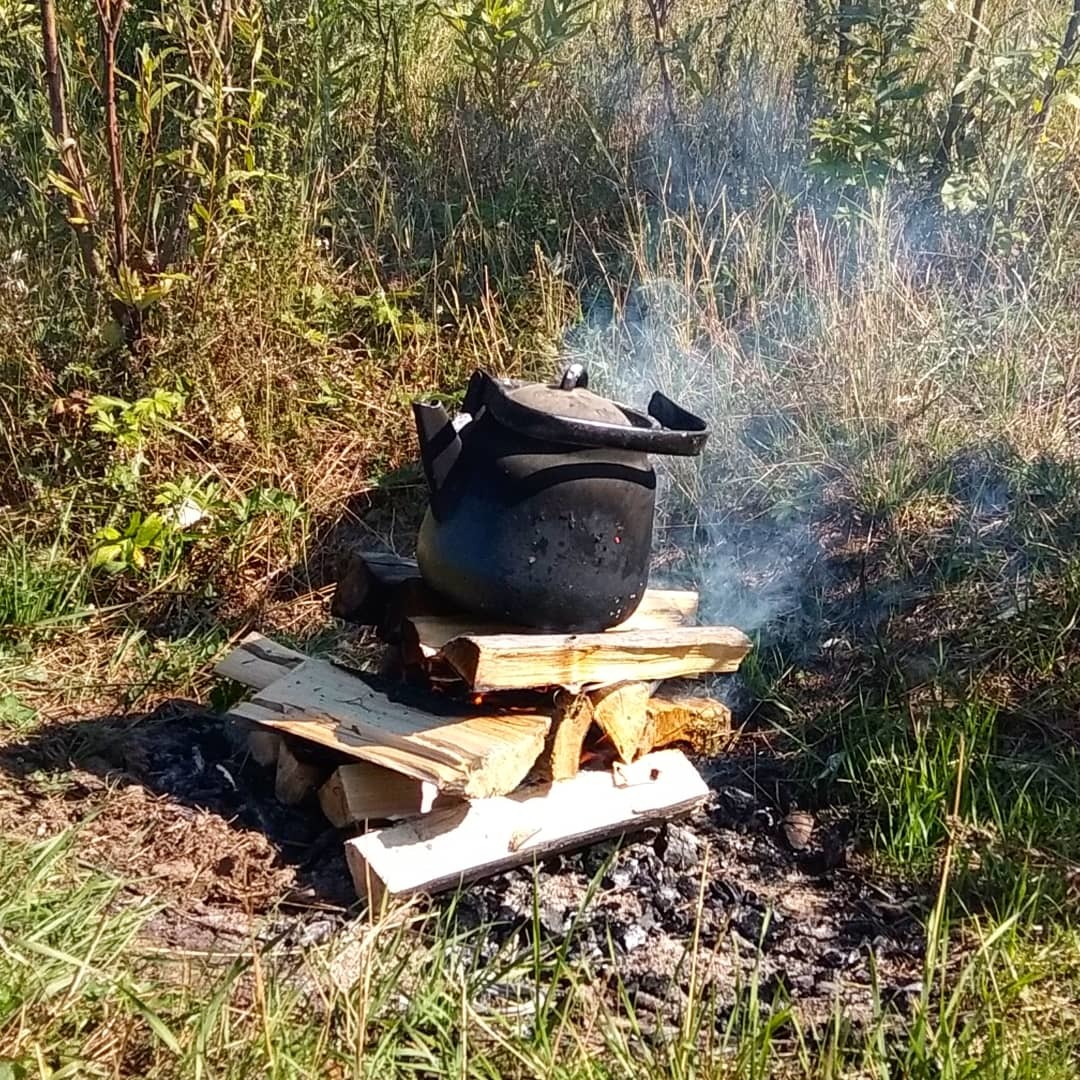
[558, 363, 588, 391]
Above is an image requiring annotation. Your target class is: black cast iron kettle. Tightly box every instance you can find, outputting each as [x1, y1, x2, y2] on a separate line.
[412, 365, 709, 632]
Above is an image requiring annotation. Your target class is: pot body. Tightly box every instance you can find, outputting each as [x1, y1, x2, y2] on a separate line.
[417, 412, 657, 631]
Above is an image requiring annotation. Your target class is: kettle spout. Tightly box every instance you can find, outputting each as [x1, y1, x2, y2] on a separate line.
[413, 401, 461, 495]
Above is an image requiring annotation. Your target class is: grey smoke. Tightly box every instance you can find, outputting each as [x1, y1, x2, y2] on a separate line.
[696, 522, 822, 640]
[561, 289, 826, 645]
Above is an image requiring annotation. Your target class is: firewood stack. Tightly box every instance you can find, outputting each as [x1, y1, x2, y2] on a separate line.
[215, 552, 751, 904]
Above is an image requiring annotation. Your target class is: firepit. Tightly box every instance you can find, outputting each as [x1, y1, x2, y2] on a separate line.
[216, 372, 749, 903]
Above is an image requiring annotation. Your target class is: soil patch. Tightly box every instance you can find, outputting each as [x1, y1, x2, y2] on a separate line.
[0, 702, 925, 1028]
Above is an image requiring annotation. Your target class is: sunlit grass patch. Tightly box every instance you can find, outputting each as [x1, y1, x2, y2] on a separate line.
[0, 514, 91, 634]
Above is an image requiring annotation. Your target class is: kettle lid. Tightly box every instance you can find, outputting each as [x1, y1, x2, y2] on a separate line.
[507, 365, 631, 428]
[464, 365, 710, 456]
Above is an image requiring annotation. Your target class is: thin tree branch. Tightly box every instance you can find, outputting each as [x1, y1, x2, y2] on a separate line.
[1032, 0, 1080, 136]
[95, 0, 129, 277]
[935, 0, 986, 172]
[38, 0, 104, 280]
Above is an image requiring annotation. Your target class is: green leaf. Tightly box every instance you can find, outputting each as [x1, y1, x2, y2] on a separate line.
[134, 513, 167, 549]
[876, 81, 928, 103]
[90, 542, 125, 571]
[0, 692, 37, 733]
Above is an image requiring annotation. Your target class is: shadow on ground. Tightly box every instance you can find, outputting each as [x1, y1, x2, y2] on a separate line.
[0, 700, 357, 916]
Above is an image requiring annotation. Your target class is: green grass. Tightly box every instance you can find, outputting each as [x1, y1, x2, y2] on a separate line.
[1, 828, 1077, 1077]
[0, 515, 91, 633]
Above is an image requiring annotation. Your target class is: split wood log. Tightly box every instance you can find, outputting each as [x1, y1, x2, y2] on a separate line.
[404, 589, 700, 661]
[275, 739, 328, 805]
[214, 632, 306, 691]
[535, 690, 596, 782]
[331, 551, 419, 624]
[438, 625, 752, 692]
[229, 659, 551, 798]
[318, 763, 452, 826]
[642, 696, 733, 758]
[590, 681, 652, 763]
[344, 749, 708, 904]
[247, 728, 283, 767]
[332, 551, 453, 640]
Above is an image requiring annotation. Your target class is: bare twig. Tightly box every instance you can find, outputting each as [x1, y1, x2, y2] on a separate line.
[642, 0, 690, 199]
[935, 0, 986, 172]
[643, 0, 679, 138]
[37, 0, 105, 280]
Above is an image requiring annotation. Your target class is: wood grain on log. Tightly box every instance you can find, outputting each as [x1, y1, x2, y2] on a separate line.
[438, 625, 752, 692]
[318, 763, 450, 826]
[274, 739, 327, 805]
[643, 695, 733, 758]
[535, 690, 596, 782]
[405, 589, 700, 660]
[230, 659, 551, 798]
[344, 749, 708, 904]
[590, 681, 652, 762]
[215, 632, 306, 691]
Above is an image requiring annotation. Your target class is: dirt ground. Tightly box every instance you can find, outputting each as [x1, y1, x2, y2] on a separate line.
[0, 692, 925, 1029]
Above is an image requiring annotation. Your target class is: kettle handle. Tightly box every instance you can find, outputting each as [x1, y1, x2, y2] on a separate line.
[480, 376, 710, 456]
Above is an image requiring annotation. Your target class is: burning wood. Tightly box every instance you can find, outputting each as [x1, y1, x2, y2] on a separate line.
[536, 690, 596, 782]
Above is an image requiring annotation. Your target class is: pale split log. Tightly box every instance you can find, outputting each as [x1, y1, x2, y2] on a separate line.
[622, 588, 699, 628]
[215, 632, 306, 691]
[404, 589, 700, 661]
[439, 625, 752, 692]
[275, 740, 328, 805]
[229, 659, 551, 798]
[247, 728, 283, 767]
[318, 763, 451, 827]
[642, 696, 734, 758]
[535, 691, 595, 782]
[344, 749, 709, 905]
[590, 682, 652, 763]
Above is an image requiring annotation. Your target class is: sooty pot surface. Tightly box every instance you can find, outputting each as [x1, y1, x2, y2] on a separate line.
[413, 366, 708, 632]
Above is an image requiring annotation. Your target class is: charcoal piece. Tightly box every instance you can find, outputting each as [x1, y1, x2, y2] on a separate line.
[658, 823, 701, 871]
[539, 903, 568, 937]
[653, 885, 679, 914]
[604, 866, 633, 890]
[581, 840, 619, 877]
[676, 874, 701, 900]
[785, 973, 816, 997]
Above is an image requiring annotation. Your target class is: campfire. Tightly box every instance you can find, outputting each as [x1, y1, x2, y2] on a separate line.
[216, 367, 752, 904]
